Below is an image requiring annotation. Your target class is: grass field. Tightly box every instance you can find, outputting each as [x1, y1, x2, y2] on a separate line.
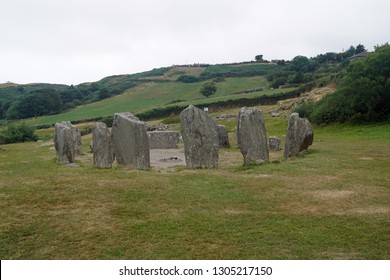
[1, 107, 389, 259]
[24, 76, 274, 126]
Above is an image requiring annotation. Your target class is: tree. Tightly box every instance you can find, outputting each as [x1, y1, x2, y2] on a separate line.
[200, 82, 217, 98]
[6, 89, 62, 119]
[289, 56, 310, 72]
[255, 55, 264, 62]
[355, 44, 367, 54]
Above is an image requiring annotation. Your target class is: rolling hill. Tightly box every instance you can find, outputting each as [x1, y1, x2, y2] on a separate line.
[1, 55, 342, 127]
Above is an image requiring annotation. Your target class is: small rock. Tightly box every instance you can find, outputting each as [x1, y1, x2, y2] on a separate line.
[269, 136, 282, 151]
[217, 125, 230, 148]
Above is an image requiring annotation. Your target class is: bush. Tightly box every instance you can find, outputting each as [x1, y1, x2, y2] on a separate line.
[177, 75, 200, 83]
[294, 101, 315, 119]
[0, 123, 38, 144]
[200, 82, 217, 98]
[294, 45, 390, 124]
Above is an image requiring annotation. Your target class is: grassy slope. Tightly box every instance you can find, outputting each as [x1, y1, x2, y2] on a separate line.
[25, 76, 273, 126]
[1, 110, 389, 259]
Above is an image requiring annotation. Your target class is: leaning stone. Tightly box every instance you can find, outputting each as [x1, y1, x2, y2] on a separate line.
[237, 107, 269, 165]
[147, 131, 180, 149]
[92, 122, 113, 168]
[54, 121, 78, 164]
[180, 105, 219, 168]
[269, 136, 282, 151]
[284, 113, 314, 158]
[111, 112, 150, 170]
[217, 125, 230, 148]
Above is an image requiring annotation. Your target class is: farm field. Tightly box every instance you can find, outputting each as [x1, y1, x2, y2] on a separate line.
[24, 75, 287, 127]
[1, 107, 389, 259]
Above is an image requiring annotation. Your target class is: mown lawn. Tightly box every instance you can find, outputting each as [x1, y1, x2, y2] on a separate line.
[0, 112, 389, 259]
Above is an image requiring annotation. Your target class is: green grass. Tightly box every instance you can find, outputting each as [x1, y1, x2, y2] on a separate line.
[24, 76, 272, 126]
[1, 110, 389, 259]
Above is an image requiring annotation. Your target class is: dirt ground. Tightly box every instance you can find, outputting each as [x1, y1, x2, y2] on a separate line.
[149, 148, 186, 168]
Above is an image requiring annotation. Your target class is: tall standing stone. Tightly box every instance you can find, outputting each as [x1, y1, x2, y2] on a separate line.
[92, 122, 113, 168]
[54, 121, 80, 164]
[284, 113, 314, 158]
[180, 105, 219, 168]
[237, 107, 269, 165]
[111, 112, 150, 170]
[217, 125, 230, 148]
[71, 125, 83, 156]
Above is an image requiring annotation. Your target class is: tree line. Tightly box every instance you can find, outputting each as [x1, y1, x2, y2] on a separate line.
[0, 68, 173, 120]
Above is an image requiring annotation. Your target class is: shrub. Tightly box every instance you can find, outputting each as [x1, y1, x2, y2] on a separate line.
[294, 101, 315, 119]
[0, 123, 38, 144]
[295, 46, 390, 124]
[200, 82, 217, 98]
[177, 75, 200, 83]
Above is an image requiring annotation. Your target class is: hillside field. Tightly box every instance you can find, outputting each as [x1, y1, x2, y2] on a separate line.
[24, 75, 280, 127]
[1, 106, 389, 259]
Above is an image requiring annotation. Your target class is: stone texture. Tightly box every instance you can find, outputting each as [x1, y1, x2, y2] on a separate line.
[54, 121, 81, 164]
[180, 105, 219, 168]
[284, 113, 314, 158]
[71, 125, 83, 156]
[92, 122, 113, 168]
[269, 136, 282, 151]
[217, 125, 230, 148]
[147, 131, 180, 149]
[237, 107, 269, 165]
[111, 112, 150, 170]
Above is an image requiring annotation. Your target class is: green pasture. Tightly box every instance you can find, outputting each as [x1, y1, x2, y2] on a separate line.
[24, 76, 273, 126]
[1, 111, 389, 259]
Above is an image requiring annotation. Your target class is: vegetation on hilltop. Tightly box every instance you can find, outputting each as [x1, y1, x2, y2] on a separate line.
[0, 67, 172, 120]
[1, 43, 386, 126]
[295, 44, 390, 124]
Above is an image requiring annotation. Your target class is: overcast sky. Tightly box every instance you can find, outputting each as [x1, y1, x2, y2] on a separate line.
[1, 0, 389, 85]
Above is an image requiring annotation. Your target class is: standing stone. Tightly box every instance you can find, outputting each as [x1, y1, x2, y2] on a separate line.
[237, 107, 269, 165]
[111, 112, 150, 170]
[180, 105, 219, 168]
[217, 125, 230, 148]
[54, 121, 80, 164]
[92, 122, 113, 168]
[71, 125, 83, 155]
[284, 113, 314, 158]
[147, 131, 180, 149]
[269, 136, 282, 151]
